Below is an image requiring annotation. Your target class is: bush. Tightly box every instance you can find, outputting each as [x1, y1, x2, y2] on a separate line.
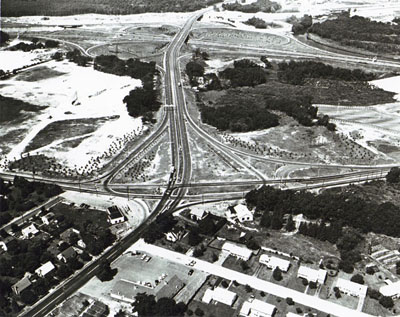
[379, 296, 394, 309]
[195, 308, 204, 316]
[272, 267, 283, 281]
[350, 274, 365, 285]
[286, 297, 295, 305]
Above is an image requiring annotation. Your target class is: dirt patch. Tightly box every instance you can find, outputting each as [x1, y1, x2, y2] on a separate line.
[15, 65, 66, 82]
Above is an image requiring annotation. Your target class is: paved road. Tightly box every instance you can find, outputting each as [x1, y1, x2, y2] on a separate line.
[134, 242, 374, 317]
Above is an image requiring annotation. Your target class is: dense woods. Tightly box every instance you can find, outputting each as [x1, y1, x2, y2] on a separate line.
[94, 55, 160, 122]
[246, 184, 400, 271]
[200, 103, 279, 132]
[309, 13, 400, 53]
[277, 60, 375, 85]
[66, 49, 92, 66]
[2, 0, 221, 16]
[222, 0, 281, 13]
[244, 17, 268, 29]
[0, 31, 10, 44]
[246, 185, 400, 238]
[219, 59, 267, 87]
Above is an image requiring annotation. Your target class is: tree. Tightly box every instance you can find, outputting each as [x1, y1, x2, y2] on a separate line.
[286, 215, 296, 232]
[20, 289, 37, 305]
[386, 167, 400, 183]
[56, 264, 73, 279]
[350, 274, 365, 285]
[188, 230, 202, 246]
[272, 267, 283, 281]
[286, 297, 295, 305]
[366, 266, 375, 275]
[186, 61, 205, 79]
[96, 260, 117, 282]
[379, 296, 394, 309]
[44, 40, 59, 48]
[0, 31, 10, 44]
[245, 284, 252, 293]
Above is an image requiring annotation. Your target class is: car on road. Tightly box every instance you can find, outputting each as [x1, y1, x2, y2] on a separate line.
[186, 260, 196, 266]
[188, 269, 194, 276]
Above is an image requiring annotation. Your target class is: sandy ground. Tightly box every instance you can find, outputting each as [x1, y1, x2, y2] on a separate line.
[61, 191, 149, 228]
[0, 60, 143, 169]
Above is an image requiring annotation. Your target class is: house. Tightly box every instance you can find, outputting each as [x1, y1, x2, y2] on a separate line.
[107, 206, 125, 225]
[297, 265, 327, 285]
[222, 241, 253, 261]
[11, 273, 32, 295]
[35, 261, 55, 278]
[60, 228, 80, 244]
[77, 239, 86, 249]
[286, 313, 302, 317]
[335, 278, 368, 297]
[21, 224, 39, 239]
[240, 299, 276, 317]
[227, 205, 253, 223]
[259, 254, 290, 272]
[165, 226, 185, 243]
[380, 281, 400, 299]
[0, 236, 15, 252]
[189, 209, 208, 221]
[41, 212, 55, 225]
[57, 246, 77, 263]
[202, 287, 237, 306]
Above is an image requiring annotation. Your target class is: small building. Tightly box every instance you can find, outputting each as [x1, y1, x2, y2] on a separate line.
[35, 261, 55, 278]
[228, 204, 253, 223]
[57, 246, 77, 263]
[297, 265, 327, 285]
[41, 212, 55, 225]
[0, 236, 15, 252]
[380, 280, 400, 299]
[77, 239, 86, 249]
[60, 228, 80, 244]
[165, 226, 185, 243]
[156, 275, 185, 300]
[259, 254, 290, 272]
[286, 313, 302, 317]
[240, 299, 276, 317]
[190, 209, 208, 221]
[21, 224, 39, 239]
[335, 278, 368, 297]
[107, 206, 125, 225]
[222, 241, 253, 261]
[202, 287, 237, 306]
[12, 273, 32, 295]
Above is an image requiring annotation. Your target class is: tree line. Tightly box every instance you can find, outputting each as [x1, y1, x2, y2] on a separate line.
[2, 0, 221, 16]
[222, 0, 281, 13]
[277, 60, 376, 85]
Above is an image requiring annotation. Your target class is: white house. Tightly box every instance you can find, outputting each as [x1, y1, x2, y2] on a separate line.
[77, 239, 86, 249]
[202, 287, 237, 306]
[380, 281, 400, 299]
[240, 299, 276, 317]
[35, 261, 55, 278]
[297, 266, 327, 285]
[165, 226, 185, 243]
[41, 212, 55, 225]
[259, 254, 290, 272]
[189, 209, 208, 221]
[286, 313, 302, 317]
[21, 224, 39, 239]
[222, 241, 253, 261]
[107, 206, 125, 225]
[335, 278, 368, 297]
[226, 205, 253, 223]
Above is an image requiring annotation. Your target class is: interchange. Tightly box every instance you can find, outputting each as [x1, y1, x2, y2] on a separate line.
[11, 9, 400, 316]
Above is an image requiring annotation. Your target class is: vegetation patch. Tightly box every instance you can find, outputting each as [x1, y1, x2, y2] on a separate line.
[309, 13, 400, 54]
[0, 95, 43, 123]
[2, 0, 221, 16]
[222, 0, 281, 13]
[15, 66, 66, 82]
[24, 116, 118, 152]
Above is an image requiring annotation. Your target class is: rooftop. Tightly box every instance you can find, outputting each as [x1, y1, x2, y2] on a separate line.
[222, 241, 253, 260]
[259, 254, 290, 271]
[380, 280, 400, 297]
[35, 261, 55, 276]
[107, 206, 124, 219]
[336, 278, 368, 296]
[240, 299, 276, 316]
[156, 275, 185, 300]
